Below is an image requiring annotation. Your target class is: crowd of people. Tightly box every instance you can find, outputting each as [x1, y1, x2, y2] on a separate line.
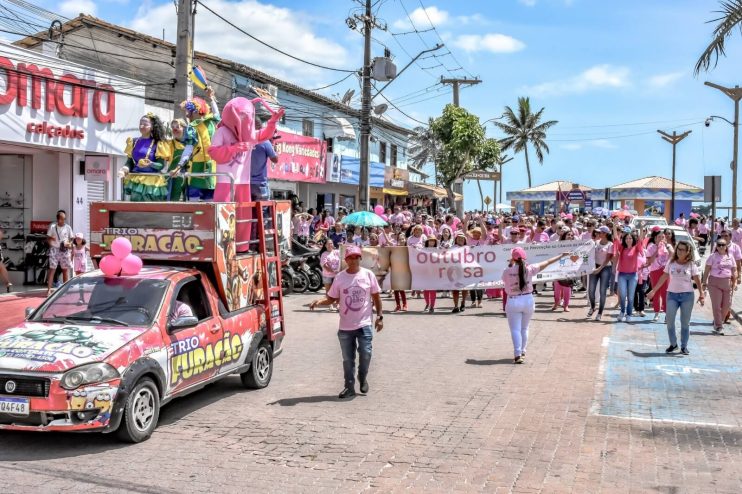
[305, 204, 738, 380]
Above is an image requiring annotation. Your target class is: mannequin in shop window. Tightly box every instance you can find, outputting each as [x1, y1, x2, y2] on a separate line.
[120, 113, 171, 201]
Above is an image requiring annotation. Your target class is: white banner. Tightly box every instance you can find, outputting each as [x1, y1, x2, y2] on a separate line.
[354, 240, 596, 290]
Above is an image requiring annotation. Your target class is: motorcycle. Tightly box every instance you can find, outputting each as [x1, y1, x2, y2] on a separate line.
[281, 250, 310, 294]
[280, 254, 294, 296]
[290, 253, 322, 292]
[291, 239, 322, 292]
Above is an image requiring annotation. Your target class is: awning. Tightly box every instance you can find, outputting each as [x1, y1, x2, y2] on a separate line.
[407, 182, 462, 201]
[383, 188, 408, 196]
[324, 117, 356, 140]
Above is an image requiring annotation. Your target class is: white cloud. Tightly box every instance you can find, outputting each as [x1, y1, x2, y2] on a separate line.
[60, 0, 97, 16]
[452, 33, 526, 54]
[525, 64, 631, 96]
[131, 0, 350, 85]
[647, 71, 684, 88]
[560, 139, 618, 151]
[393, 6, 449, 30]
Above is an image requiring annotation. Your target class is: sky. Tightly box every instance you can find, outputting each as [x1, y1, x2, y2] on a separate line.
[9, 0, 742, 210]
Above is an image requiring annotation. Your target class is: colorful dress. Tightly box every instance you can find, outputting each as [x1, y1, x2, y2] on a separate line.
[188, 112, 220, 199]
[167, 127, 198, 201]
[124, 137, 171, 201]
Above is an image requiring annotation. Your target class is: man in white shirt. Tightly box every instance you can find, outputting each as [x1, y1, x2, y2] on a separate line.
[47, 209, 74, 296]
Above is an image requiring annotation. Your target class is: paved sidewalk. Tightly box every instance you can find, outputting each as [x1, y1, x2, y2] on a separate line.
[0, 291, 740, 493]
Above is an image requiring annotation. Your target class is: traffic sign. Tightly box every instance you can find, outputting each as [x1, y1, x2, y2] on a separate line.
[484, 196, 492, 205]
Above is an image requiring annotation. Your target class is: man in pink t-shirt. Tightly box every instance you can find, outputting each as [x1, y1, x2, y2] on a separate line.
[309, 245, 383, 399]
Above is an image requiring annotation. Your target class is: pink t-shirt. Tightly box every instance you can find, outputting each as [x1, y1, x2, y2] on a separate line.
[646, 242, 672, 272]
[406, 234, 427, 248]
[534, 231, 550, 243]
[698, 223, 709, 234]
[378, 232, 396, 247]
[614, 239, 644, 274]
[706, 252, 736, 279]
[501, 263, 540, 296]
[664, 261, 699, 293]
[729, 242, 742, 261]
[468, 237, 485, 247]
[594, 240, 613, 266]
[320, 250, 340, 277]
[327, 268, 380, 331]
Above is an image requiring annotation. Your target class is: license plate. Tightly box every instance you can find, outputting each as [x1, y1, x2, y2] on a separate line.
[0, 396, 30, 416]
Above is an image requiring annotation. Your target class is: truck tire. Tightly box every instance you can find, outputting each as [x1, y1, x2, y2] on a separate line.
[241, 341, 273, 389]
[292, 271, 309, 293]
[116, 377, 160, 443]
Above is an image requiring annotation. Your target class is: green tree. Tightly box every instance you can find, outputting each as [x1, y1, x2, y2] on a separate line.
[494, 97, 558, 188]
[429, 104, 493, 214]
[409, 118, 441, 184]
[695, 1, 742, 74]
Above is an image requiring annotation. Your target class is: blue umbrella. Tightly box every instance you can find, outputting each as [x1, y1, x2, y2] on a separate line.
[340, 211, 388, 227]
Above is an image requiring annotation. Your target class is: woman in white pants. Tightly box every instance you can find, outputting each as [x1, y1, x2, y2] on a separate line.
[501, 247, 569, 364]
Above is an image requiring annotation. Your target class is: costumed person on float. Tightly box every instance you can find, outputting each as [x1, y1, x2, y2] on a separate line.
[167, 118, 198, 201]
[208, 97, 284, 253]
[181, 85, 220, 201]
[120, 113, 171, 201]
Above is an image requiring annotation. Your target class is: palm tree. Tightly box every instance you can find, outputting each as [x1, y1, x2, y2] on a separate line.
[494, 97, 557, 188]
[409, 118, 441, 184]
[695, 1, 742, 74]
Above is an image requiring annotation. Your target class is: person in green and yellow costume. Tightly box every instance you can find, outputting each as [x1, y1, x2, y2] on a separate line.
[167, 118, 198, 201]
[181, 86, 220, 201]
[121, 113, 171, 201]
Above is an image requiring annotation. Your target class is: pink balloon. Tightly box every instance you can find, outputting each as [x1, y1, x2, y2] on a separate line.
[374, 205, 384, 215]
[99, 255, 122, 277]
[121, 254, 143, 276]
[111, 237, 132, 259]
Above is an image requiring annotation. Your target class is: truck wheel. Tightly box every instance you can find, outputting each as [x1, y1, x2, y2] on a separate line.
[293, 271, 309, 293]
[241, 341, 273, 389]
[281, 269, 294, 296]
[116, 377, 160, 443]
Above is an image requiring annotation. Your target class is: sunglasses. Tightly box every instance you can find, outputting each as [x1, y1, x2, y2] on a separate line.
[717, 243, 728, 247]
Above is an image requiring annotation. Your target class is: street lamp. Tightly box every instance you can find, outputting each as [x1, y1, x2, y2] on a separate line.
[657, 129, 692, 220]
[704, 81, 742, 219]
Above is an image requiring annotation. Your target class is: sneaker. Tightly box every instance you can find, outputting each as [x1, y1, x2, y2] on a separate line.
[359, 380, 369, 394]
[513, 356, 524, 364]
[653, 313, 660, 322]
[586, 308, 594, 318]
[618, 313, 626, 322]
[423, 304, 429, 311]
[625, 314, 632, 322]
[680, 347, 689, 355]
[428, 307, 434, 313]
[637, 311, 646, 317]
[665, 344, 678, 353]
[595, 313, 602, 321]
[713, 327, 725, 335]
[338, 387, 356, 399]
[452, 307, 460, 313]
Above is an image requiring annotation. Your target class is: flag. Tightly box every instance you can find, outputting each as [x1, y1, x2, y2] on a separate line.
[189, 66, 208, 90]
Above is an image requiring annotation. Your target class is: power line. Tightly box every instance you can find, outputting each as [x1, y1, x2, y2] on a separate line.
[545, 122, 703, 142]
[306, 72, 357, 91]
[196, 0, 357, 73]
[415, 0, 475, 79]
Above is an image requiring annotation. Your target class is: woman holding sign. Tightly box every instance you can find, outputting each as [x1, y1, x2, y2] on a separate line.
[502, 247, 570, 364]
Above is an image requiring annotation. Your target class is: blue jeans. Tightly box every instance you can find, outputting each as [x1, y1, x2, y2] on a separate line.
[617, 272, 638, 316]
[588, 265, 613, 313]
[251, 183, 270, 201]
[337, 326, 373, 388]
[666, 291, 694, 348]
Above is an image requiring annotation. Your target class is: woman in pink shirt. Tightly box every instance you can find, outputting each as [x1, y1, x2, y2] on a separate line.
[502, 247, 569, 364]
[613, 224, 646, 322]
[422, 237, 439, 313]
[702, 239, 738, 333]
[646, 228, 674, 321]
[552, 229, 576, 312]
[648, 241, 704, 355]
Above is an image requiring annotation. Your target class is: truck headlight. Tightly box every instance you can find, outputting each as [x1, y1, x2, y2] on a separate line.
[61, 363, 120, 390]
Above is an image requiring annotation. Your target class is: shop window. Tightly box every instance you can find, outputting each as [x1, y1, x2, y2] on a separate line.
[302, 119, 314, 137]
[391, 145, 397, 167]
[379, 142, 387, 164]
[325, 138, 333, 153]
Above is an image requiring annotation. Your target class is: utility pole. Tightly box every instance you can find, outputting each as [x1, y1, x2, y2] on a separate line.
[657, 129, 692, 220]
[704, 82, 742, 219]
[358, 0, 373, 212]
[440, 77, 482, 107]
[174, 0, 195, 112]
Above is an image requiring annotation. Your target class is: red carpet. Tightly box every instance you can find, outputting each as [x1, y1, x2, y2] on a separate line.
[0, 292, 47, 330]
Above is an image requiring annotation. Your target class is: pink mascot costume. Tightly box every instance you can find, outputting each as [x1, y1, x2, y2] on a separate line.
[209, 97, 284, 252]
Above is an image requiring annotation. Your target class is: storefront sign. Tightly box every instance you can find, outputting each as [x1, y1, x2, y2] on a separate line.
[269, 132, 327, 183]
[30, 220, 51, 234]
[84, 155, 110, 182]
[338, 156, 384, 186]
[384, 166, 408, 190]
[352, 240, 595, 290]
[0, 44, 144, 154]
[463, 171, 500, 181]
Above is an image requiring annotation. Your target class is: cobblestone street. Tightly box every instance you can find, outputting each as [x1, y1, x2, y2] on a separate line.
[1, 290, 741, 493]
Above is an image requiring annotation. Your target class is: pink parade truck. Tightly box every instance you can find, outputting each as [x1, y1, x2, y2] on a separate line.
[0, 200, 287, 442]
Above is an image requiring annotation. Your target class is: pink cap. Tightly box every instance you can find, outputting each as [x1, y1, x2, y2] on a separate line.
[651, 225, 662, 232]
[344, 245, 362, 259]
[565, 213, 573, 220]
[511, 247, 527, 261]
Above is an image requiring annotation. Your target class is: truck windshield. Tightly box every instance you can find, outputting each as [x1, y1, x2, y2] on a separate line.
[32, 277, 169, 327]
